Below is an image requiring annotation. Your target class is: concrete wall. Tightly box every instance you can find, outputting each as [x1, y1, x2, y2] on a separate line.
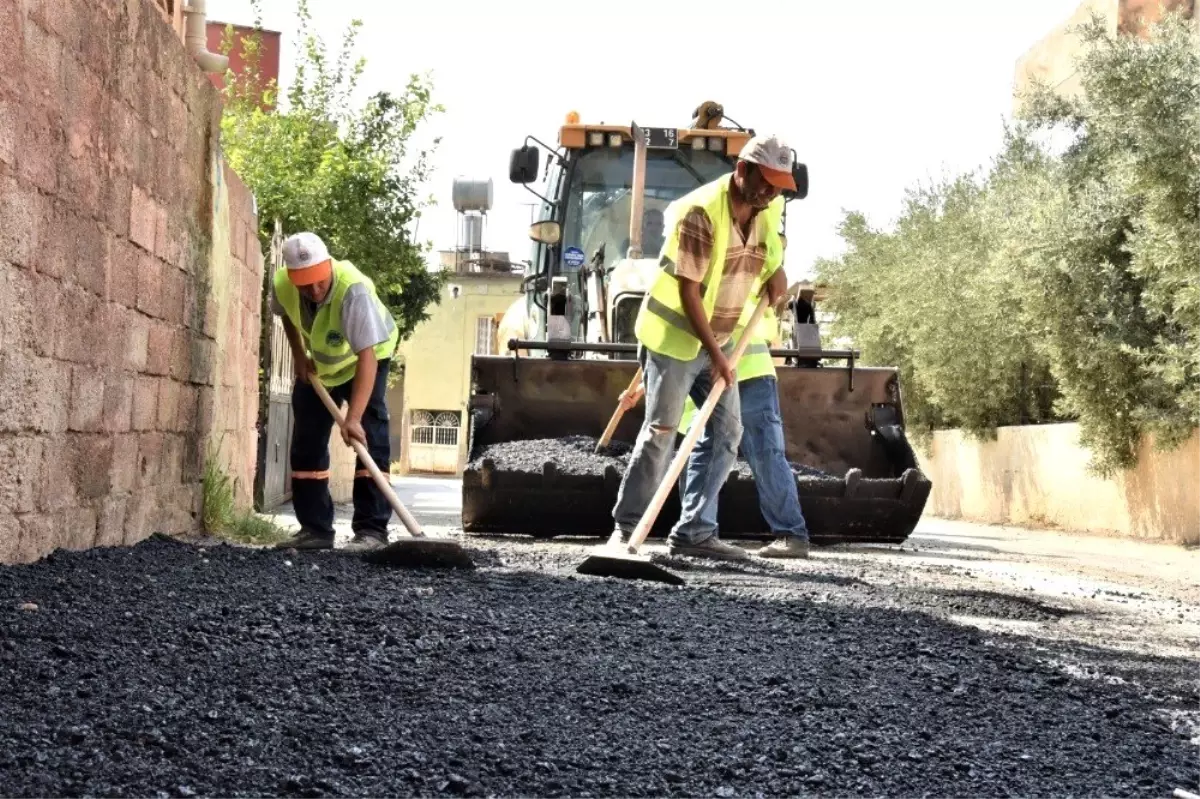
[921, 423, 1199, 545]
[393, 273, 523, 473]
[0, 0, 262, 563]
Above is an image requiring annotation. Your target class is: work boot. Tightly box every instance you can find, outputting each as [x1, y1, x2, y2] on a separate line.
[343, 531, 388, 553]
[757, 536, 810, 559]
[274, 528, 335, 551]
[667, 534, 749, 561]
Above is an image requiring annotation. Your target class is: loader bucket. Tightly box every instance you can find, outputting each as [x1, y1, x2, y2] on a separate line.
[463, 355, 931, 545]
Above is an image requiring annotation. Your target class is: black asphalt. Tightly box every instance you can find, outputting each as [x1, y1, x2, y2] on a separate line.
[0, 536, 1194, 798]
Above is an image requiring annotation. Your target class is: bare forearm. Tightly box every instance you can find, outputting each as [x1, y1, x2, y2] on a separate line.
[347, 348, 377, 423]
[679, 280, 723, 360]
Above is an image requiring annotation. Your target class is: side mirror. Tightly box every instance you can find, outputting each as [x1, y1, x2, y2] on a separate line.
[529, 220, 561, 244]
[509, 145, 540, 184]
[784, 163, 808, 201]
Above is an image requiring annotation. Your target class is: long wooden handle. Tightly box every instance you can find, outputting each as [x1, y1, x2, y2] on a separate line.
[309, 378, 426, 539]
[627, 294, 771, 553]
[596, 366, 643, 452]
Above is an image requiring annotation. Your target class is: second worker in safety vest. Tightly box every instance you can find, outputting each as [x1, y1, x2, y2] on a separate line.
[612, 134, 793, 561]
[270, 232, 400, 553]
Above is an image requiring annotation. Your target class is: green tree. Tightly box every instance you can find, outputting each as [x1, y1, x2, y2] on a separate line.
[217, 0, 446, 343]
[816, 12, 1198, 474]
[1007, 12, 1199, 473]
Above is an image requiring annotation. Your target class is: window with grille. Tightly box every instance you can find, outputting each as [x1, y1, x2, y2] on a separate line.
[410, 410, 460, 447]
[475, 316, 497, 355]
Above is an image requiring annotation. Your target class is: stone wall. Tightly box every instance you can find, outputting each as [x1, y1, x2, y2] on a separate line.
[921, 423, 1199, 545]
[0, 0, 262, 563]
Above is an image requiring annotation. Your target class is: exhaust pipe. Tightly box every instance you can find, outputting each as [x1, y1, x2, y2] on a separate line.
[182, 0, 230, 73]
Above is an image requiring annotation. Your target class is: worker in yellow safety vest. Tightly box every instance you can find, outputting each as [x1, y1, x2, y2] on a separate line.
[270, 232, 400, 553]
[610, 134, 794, 561]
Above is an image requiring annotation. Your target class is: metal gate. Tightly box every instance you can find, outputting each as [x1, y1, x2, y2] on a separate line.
[259, 221, 295, 510]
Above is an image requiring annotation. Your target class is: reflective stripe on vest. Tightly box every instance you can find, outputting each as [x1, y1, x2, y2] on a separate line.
[634, 175, 785, 361]
[273, 259, 400, 387]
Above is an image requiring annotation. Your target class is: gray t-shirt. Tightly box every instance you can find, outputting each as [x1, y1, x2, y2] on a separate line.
[271, 272, 394, 355]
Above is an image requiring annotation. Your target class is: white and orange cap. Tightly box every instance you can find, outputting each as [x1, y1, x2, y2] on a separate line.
[282, 232, 332, 286]
[738, 134, 797, 192]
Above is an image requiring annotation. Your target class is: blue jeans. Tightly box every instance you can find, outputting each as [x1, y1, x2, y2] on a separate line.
[612, 343, 743, 544]
[678, 376, 809, 540]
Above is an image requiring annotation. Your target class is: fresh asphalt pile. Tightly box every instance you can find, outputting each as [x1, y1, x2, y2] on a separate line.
[1, 535, 1196, 798]
[467, 435, 832, 480]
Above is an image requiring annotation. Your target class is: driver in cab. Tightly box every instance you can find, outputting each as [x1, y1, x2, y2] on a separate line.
[623, 208, 666, 258]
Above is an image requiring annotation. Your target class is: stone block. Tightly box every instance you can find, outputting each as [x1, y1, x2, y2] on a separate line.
[22, 17, 62, 108]
[123, 491, 153, 545]
[136, 252, 164, 318]
[108, 236, 139, 309]
[0, 174, 41, 269]
[169, 326, 190, 383]
[96, 496, 127, 548]
[0, 514, 18, 564]
[110, 432, 138, 493]
[0, 89, 16, 167]
[197, 386, 216, 435]
[23, 354, 71, 434]
[63, 506, 98, 551]
[69, 365, 105, 432]
[190, 336, 216, 386]
[145, 320, 172, 376]
[177, 384, 198, 434]
[103, 372, 134, 433]
[182, 433, 203, 482]
[103, 164, 132, 240]
[18, 513, 55, 563]
[73, 434, 113, 499]
[153, 197, 170, 259]
[0, 436, 43, 514]
[36, 435, 77, 511]
[36, 198, 74, 281]
[17, 100, 61, 195]
[123, 309, 149, 372]
[72, 218, 107, 296]
[157, 377, 180, 431]
[108, 97, 139, 177]
[161, 266, 185, 326]
[136, 431, 163, 488]
[0, 260, 39, 353]
[29, 272, 59, 359]
[162, 433, 184, 483]
[54, 285, 102, 364]
[130, 184, 157, 252]
[0, 3, 22, 98]
[58, 143, 103, 223]
[28, 0, 83, 53]
[132, 375, 157, 431]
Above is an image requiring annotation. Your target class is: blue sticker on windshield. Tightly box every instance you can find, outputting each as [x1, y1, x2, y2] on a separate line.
[563, 246, 585, 269]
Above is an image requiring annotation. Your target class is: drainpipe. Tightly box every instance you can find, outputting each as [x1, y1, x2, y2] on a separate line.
[182, 0, 230, 73]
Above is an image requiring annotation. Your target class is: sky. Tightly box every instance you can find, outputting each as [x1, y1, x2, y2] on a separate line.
[206, 0, 1082, 283]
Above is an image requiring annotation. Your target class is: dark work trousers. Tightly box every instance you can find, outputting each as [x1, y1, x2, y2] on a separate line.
[290, 358, 392, 540]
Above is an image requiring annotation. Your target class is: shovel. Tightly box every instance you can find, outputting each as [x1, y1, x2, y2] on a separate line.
[309, 377, 474, 570]
[576, 293, 772, 585]
[595, 367, 643, 453]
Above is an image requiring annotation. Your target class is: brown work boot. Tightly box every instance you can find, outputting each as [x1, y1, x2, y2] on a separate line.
[343, 532, 387, 553]
[667, 534, 749, 561]
[274, 529, 335, 551]
[757, 536, 810, 559]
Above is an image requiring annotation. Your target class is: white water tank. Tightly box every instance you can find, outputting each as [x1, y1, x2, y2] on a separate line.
[452, 177, 493, 214]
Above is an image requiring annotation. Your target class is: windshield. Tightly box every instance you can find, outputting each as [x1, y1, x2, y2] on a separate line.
[562, 147, 734, 270]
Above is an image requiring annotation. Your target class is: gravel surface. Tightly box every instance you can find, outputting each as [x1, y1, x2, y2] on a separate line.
[1, 534, 1196, 798]
[468, 435, 832, 480]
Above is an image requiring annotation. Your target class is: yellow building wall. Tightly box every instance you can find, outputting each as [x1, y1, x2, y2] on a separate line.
[393, 275, 524, 474]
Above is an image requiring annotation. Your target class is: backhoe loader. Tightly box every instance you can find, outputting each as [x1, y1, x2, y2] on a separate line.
[464, 104, 931, 544]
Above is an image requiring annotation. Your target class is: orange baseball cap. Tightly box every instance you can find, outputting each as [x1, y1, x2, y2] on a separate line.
[738, 134, 797, 192]
[282, 232, 333, 286]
